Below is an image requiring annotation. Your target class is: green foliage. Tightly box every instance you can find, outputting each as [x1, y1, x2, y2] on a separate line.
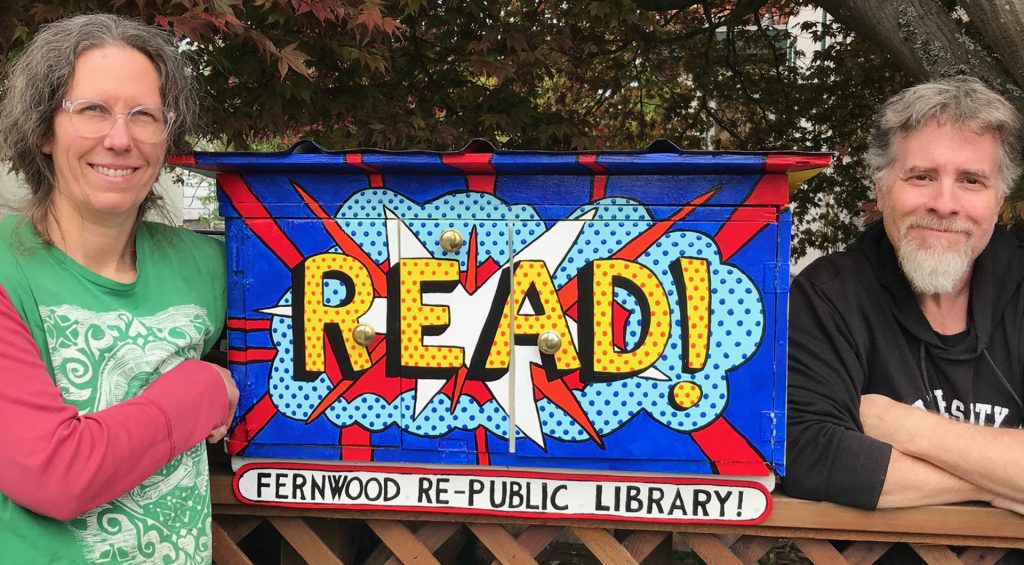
[0, 0, 403, 147]
[784, 11, 911, 257]
[0, 0, 911, 257]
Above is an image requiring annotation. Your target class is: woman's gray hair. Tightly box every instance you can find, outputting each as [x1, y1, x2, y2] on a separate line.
[0, 13, 199, 239]
[866, 76, 1022, 198]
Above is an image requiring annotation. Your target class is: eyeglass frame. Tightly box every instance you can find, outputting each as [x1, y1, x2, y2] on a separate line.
[52, 98, 176, 143]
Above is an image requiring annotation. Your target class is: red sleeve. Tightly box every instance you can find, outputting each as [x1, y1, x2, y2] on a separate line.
[0, 284, 229, 521]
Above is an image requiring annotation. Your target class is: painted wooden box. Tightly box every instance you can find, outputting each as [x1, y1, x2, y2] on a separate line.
[176, 141, 830, 481]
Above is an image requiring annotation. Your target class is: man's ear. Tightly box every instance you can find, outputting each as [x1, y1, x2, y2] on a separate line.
[874, 180, 888, 212]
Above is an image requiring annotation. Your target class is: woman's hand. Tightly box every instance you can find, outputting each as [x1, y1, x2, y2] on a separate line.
[205, 363, 239, 444]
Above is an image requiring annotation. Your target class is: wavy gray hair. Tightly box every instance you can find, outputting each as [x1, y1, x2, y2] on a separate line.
[866, 76, 1022, 198]
[0, 13, 199, 239]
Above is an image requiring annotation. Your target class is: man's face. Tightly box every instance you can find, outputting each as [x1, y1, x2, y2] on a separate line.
[878, 121, 1003, 295]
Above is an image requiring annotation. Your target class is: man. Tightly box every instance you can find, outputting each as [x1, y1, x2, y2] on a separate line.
[784, 77, 1024, 512]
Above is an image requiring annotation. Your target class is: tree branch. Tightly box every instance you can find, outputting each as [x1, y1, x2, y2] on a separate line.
[814, 0, 929, 81]
[958, 0, 1024, 97]
[816, 0, 1021, 109]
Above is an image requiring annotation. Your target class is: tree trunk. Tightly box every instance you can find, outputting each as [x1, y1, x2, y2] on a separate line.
[959, 0, 1024, 92]
[815, 0, 1023, 111]
[813, 0, 930, 81]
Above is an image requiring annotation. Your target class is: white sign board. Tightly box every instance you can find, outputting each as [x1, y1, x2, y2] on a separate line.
[234, 463, 772, 524]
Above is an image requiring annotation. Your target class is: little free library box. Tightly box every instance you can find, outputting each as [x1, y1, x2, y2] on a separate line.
[175, 141, 831, 525]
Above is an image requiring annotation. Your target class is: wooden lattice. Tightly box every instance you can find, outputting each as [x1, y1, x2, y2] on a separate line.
[209, 468, 1024, 564]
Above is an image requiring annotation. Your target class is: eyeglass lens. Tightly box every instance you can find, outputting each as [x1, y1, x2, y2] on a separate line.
[66, 100, 170, 143]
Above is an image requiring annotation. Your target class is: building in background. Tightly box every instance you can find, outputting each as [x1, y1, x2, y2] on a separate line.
[0, 166, 185, 225]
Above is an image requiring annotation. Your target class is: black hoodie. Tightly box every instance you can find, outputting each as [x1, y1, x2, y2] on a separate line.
[783, 222, 1024, 509]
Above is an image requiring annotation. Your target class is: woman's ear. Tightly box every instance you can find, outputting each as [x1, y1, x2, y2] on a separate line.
[41, 138, 53, 155]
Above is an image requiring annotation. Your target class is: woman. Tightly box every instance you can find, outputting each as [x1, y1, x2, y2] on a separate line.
[0, 14, 238, 564]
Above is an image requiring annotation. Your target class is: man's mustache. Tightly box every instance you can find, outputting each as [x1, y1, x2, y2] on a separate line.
[902, 215, 973, 235]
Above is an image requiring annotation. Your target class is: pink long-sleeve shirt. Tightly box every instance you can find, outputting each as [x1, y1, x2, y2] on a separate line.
[0, 284, 229, 520]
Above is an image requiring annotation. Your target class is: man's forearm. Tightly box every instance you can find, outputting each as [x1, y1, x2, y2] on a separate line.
[877, 448, 997, 508]
[863, 394, 1024, 501]
[900, 414, 1024, 499]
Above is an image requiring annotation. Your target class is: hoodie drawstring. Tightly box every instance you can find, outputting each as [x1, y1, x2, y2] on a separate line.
[919, 341, 938, 411]
[920, 344, 1024, 417]
[982, 349, 1024, 414]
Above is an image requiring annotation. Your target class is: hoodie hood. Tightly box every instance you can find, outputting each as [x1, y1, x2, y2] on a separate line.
[855, 221, 1024, 360]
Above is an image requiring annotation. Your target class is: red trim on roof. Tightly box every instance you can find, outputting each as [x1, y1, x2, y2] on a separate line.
[167, 154, 196, 166]
[578, 153, 608, 173]
[442, 153, 496, 173]
[344, 153, 380, 172]
[763, 154, 833, 173]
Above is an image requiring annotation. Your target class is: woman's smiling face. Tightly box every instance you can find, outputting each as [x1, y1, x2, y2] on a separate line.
[42, 44, 167, 224]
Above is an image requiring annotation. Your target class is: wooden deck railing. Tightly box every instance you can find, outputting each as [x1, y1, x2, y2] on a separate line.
[209, 464, 1024, 564]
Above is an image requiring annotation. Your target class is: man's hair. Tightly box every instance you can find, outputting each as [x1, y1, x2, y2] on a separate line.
[0, 13, 199, 239]
[866, 76, 1022, 198]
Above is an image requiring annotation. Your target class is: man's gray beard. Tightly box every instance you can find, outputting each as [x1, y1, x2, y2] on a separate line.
[895, 217, 974, 295]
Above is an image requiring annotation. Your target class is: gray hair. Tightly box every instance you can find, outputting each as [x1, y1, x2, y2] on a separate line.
[866, 76, 1022, 198]
[0, 13, 199, 239]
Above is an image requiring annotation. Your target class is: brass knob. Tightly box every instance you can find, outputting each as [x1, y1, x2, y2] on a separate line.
[352, 324, 376, 346]
[537, 331, 562, 355]
[439, 229, 464, 253]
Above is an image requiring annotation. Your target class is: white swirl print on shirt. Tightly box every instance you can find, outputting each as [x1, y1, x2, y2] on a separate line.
[40, 304, 215, 565]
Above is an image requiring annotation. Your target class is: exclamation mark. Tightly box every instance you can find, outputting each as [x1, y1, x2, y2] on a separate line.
[674, 257, 711, 371]
[736, 491, 744, 517]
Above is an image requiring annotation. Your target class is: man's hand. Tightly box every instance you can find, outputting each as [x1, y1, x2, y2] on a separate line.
[991, 496, 1024, 515]
[205, 363, 239, 444]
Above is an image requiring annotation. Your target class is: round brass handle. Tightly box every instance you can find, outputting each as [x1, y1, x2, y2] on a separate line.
[439, 228, 464, 253]
[352, 324, 376, 346]
[537, 331, 562, 355]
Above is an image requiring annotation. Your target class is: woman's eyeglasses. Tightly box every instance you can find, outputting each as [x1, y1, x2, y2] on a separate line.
[54, 99, 175, 143]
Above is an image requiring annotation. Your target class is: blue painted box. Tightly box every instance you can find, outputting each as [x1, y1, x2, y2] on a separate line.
[176, 141, 830, 478]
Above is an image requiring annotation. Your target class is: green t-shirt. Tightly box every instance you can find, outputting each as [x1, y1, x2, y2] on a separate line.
[0, 215, 226, 564]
